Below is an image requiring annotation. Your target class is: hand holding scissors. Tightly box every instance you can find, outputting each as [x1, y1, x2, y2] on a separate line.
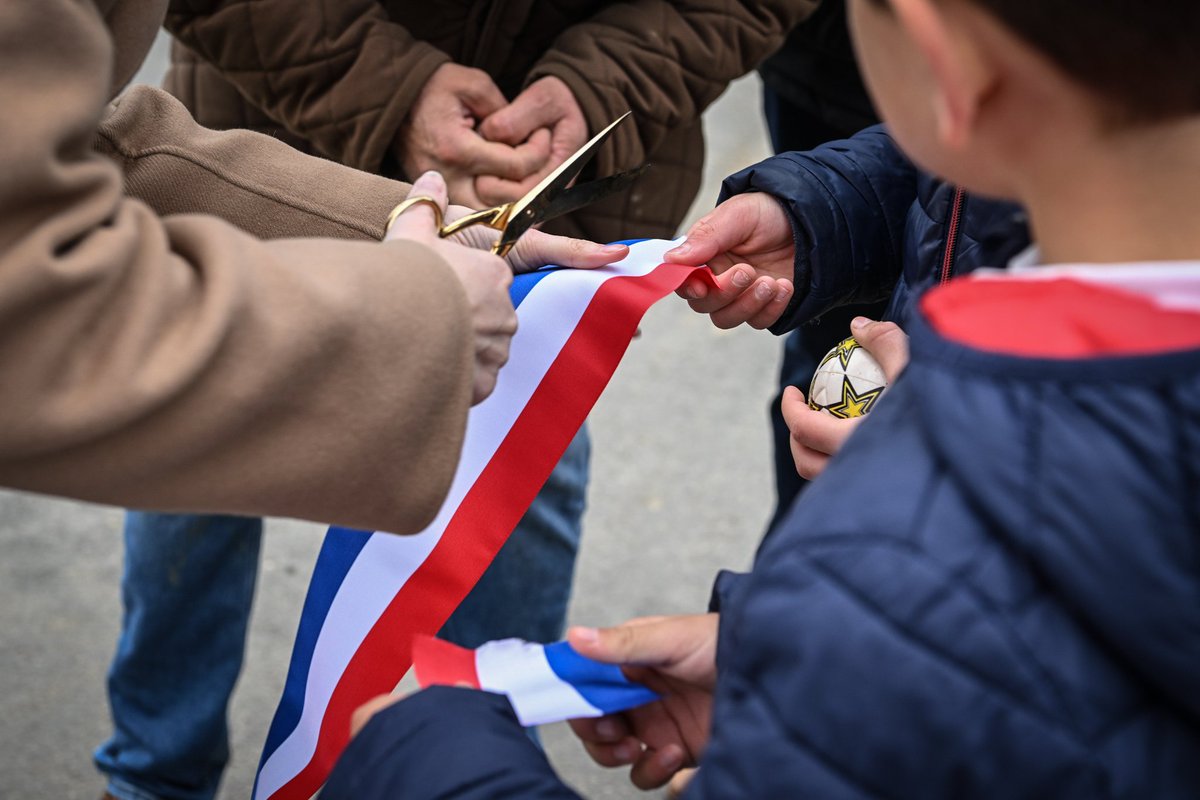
[382, 116, 644, 403]
[386, 113, 648, 258]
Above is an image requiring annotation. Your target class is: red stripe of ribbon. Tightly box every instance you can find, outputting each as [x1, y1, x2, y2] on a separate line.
[272, 262, 704, 799]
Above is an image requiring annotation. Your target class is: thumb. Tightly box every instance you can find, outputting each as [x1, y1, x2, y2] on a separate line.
[664, 196, 759, 268]
[508, 230, 628, 273]
[567, 619, 676, 667]
[386, 171, 449, 242]
[849, 317, 910, 382]
[664, 214, 726, 267]
[457, 71, 509, 120]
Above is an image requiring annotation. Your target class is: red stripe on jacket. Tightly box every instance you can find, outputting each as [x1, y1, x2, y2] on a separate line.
[922, 277, 1200, 357]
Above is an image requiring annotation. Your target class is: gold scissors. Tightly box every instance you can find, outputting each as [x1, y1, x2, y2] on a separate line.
[385, 112, 647, 257]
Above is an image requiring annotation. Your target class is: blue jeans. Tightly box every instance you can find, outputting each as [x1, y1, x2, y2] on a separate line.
[96, 427, 590, 800]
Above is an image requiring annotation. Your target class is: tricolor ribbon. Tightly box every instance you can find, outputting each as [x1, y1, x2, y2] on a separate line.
[254, 239, 709, 799]
[414, 635, 660, 727]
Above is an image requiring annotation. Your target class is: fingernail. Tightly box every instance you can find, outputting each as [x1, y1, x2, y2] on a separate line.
[776, 283, 793, 300]
[851, 316, 871, 332]
[602, 244, 626, 253]
[755, 281, 774, 301]
[732, 269, 752, 288]
[669, 242, 692, 258]
[573, 626, 599, 645]
[660, 749, 684, 771]
[596, 719, 620, 739]
[419, 170, 438, 182]
[684, 282, 703, 300]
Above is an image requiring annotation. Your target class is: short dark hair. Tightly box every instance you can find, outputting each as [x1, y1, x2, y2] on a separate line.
[872, 0, 1200, 122]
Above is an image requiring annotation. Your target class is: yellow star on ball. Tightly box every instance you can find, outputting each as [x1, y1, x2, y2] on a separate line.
[826, 379, 885, 419]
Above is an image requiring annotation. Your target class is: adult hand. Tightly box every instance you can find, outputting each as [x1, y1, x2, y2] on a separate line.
[476, 76, 588, 206]
[782, 317, 910, 479]
[386, 172, 517, 405]
[566, 614, 718, 791]
[444, 204, 629, 274]
[399, 64, 551, 208]
[665, 193, 796, 329]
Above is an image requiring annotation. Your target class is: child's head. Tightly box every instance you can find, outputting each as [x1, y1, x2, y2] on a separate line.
[847, 0, 1200, 199]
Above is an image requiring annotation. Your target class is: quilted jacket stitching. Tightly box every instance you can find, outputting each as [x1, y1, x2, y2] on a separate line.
[716, 671, 893, 800]
[798, 539, 1092, 742]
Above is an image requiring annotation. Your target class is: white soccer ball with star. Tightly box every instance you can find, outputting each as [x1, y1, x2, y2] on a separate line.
[807, 336, 888, 419]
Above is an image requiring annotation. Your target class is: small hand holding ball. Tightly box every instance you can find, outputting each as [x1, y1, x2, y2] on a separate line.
[807, 335, 888, 419]
[782, 318, 910, 479]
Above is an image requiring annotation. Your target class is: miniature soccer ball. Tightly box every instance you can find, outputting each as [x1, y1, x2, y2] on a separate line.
[807, 336, 887, 419]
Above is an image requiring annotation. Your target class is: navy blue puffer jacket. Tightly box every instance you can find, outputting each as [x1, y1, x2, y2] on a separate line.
[719, 125, 1029, 328]
[688, 296, 1200, 798]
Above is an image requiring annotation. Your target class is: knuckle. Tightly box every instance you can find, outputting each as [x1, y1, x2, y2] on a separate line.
[613, 625, 639, 657]
[489, 118, 515, 140]
[792, 420, 818, 447]
[863, 320, 897, 344]
[875, 321, 903, 339]
[692, 218, 718, 241]
[495, 265, 514, 288]
[712, 314, 740, 331]
[431, 141, 458, 164]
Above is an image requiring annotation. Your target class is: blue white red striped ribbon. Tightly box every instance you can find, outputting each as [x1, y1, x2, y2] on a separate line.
[413, 635, 660, 727]
[254, 239, 708, 800]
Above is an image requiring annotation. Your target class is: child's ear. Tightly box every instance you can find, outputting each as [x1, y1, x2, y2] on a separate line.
[891, 0, 991, 150]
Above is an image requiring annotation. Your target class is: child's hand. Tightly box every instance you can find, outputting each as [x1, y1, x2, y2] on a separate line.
[783, 318, 910, 479]
[665, 193, 795, 330]
[566, 614, 717, 791]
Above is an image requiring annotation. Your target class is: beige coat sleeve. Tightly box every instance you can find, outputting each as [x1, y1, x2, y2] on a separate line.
[528, 0, 817, 176]
[0, 1, 474, 534]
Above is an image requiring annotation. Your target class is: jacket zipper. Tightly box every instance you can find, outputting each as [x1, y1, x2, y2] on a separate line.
[940, 187, 966, 285]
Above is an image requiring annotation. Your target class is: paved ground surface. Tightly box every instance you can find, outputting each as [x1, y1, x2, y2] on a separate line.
[0, 39, 778, 799]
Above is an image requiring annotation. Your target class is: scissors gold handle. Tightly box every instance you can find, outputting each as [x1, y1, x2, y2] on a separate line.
[385, 196, 446, 232]
[383, 113, 646, 258]
[384, 199, 518, 254]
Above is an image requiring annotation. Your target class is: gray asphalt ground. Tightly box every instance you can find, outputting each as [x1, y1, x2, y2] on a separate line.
[0, 38, 778, 799]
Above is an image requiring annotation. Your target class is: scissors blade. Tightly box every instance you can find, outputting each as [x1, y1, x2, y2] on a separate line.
[496, 112, 633, 250]
[533, 163, 650, 226]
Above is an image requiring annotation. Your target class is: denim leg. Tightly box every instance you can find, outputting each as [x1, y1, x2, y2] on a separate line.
[95, 512, 262, 800]
[439, 425, 590, 648]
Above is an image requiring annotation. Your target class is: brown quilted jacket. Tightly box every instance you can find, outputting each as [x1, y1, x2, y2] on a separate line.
[163, 0, 813, 242]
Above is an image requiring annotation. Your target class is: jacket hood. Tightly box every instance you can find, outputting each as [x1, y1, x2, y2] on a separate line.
[907, 278, 1200, 722]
